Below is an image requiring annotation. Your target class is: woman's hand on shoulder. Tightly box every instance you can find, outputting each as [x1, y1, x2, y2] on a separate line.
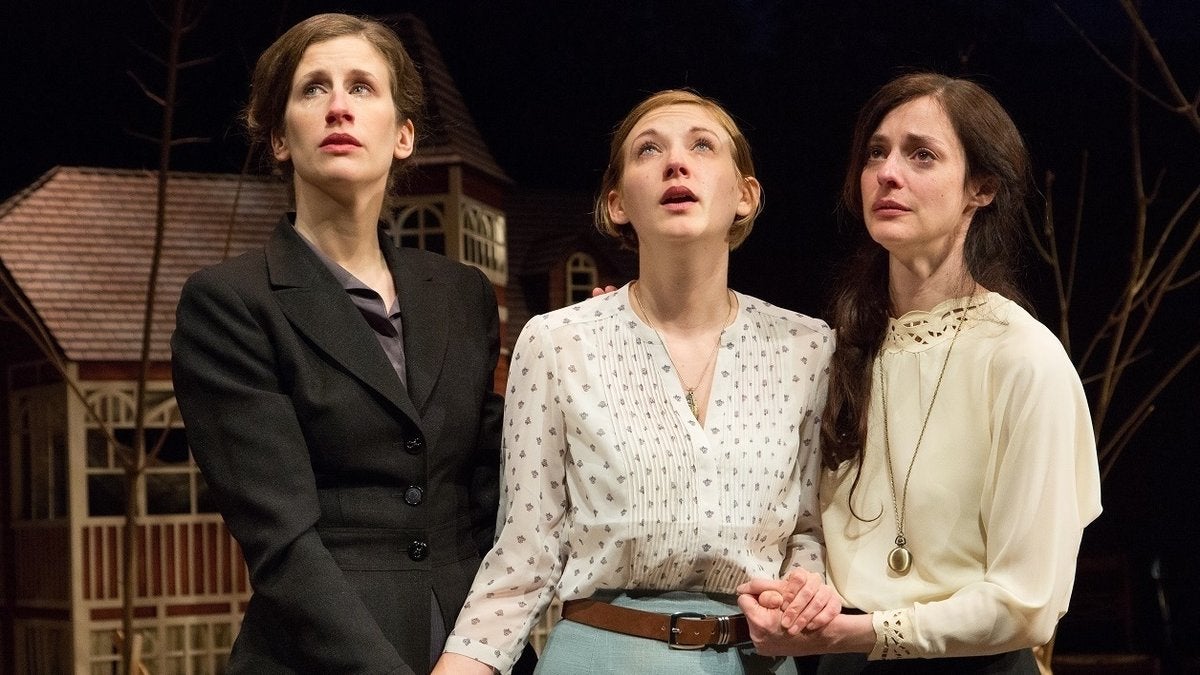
[590, 285, 618, 298]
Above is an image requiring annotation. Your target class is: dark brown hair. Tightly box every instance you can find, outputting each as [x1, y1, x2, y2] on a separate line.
[594, 89, 763, 251]
[244, 13, 425, 208]
[822, 72, 1034, 470]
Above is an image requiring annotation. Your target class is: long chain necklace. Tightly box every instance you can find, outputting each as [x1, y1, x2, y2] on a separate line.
[878, 306, 966, 575]
[633, 281, 734, 420]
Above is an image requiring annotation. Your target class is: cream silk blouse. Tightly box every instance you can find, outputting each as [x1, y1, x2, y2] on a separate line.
[445, 285, 834, 672]
[821, 293, 1103, 659]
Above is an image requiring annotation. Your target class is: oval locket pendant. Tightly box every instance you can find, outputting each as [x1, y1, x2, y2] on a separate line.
[888, 545, 912, 574]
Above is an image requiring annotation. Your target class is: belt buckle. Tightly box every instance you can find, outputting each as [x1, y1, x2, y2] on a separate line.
[667, 611, 707, 650]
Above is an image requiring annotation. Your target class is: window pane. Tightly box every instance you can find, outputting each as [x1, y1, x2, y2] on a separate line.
[88, 474, 127, 516]
[53, 432, 68, 517]
[426, 233, 445, 255]
[190, 624, 210, 650]
[90, 630, 116, 656]
[30, 431, 49, 519]
[87, 429, 109, 468]
[20, 431, 32, 520]
[213, 622, 232, 648]
[146, 473, 191, 515]
[166, 625, 185, 651]
[138, 627, 158, 657]
[149, 428, 190, 465]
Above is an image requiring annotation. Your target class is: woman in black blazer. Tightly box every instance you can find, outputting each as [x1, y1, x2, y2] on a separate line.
[171, 13, 525, 674]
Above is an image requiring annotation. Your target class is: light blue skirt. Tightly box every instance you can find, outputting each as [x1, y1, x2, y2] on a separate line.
[535, 591, 795, 675]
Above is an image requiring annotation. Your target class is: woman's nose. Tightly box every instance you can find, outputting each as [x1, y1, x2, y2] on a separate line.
[326, 91, 353, 125]
[875, 154, 901, 186]
[663, 157, 690, 179]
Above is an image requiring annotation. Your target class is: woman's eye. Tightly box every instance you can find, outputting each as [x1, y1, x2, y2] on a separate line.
[350, 83, 371, 95]
[693, 138, 715, 152]
[913, 149, 935, 162]
[636, 142, 660, 157]
[866, 146, 885, 160]
[301, 84, 324, 97]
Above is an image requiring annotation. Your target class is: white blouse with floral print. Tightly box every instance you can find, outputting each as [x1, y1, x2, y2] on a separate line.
[443, 284, 833, 672]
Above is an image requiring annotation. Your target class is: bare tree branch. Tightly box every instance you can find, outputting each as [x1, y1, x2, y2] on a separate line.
[127, 70, 167, 107]
[1118, 0, 1200, 133]
[1053, 2, 1175, 110]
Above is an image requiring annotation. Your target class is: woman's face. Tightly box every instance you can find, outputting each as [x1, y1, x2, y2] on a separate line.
[606, 103, 758, 249]
[860, 95, 992, 262]
[271, 35, 413, 201]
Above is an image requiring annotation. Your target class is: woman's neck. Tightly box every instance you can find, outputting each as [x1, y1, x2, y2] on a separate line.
[886, 251, 977, 317]
[293, 191, 394, 305]
[633, 246, 732, 332]
[293, 187, 385, 266]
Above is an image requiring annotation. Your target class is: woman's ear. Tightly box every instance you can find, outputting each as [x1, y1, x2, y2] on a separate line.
[968, 176, 998, 209]
[736, 176, 762, 218]
[394, 118, 415, 160]
[271, 131, 290, 162]
[606, 189, 630, 225]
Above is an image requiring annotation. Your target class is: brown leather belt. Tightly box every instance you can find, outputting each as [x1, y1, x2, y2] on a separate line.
[561, 598, 751, 649]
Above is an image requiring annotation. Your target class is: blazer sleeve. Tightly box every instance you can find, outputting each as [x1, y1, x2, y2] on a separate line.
[171, 267, 408, 673]
[468, 265, 505, 556]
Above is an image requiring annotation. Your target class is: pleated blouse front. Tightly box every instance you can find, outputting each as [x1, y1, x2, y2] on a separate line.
[445, 283, 834, 672]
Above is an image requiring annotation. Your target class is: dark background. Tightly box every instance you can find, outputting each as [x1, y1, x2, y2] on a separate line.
[4, 0, 1198, 657]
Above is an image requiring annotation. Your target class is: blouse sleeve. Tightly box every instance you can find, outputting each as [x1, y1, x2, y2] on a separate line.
[784, 327, 834, 578]
[444, 318, 568, 673]
[871, 332, 1103, 659]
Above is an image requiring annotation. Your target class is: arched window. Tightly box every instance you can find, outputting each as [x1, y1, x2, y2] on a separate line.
[388, 203, 447, 255]
[565, 252, 598, 306]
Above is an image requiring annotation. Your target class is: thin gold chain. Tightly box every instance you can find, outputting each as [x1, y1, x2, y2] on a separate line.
[879, 308, 966, 549]
[632, 281, 734, 419]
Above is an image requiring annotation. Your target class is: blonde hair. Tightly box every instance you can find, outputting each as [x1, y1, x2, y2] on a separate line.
[594, 89, 762, 251]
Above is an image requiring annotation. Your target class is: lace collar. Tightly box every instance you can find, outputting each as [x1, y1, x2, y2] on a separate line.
[883, 293, 992, 353]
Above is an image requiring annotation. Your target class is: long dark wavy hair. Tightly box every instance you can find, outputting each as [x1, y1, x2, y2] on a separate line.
[822, 72, 1035, 472]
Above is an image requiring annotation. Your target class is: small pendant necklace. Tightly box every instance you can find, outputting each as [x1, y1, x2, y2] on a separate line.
[878, 305, 966, 575]
[633, 281, 734, 420]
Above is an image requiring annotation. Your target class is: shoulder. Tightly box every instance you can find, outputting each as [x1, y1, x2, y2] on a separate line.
[394, 246, 486, 284]
[976, 295, 1078, 382]
[533, 288, 630, 330]
[515, 288, 630, 347]
[181, 249, 269, 296]
[738, 292, 834, 343]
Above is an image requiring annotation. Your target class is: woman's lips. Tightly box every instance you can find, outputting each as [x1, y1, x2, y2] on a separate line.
[320, 133, 361, 151]
[660, 185, 697, 204]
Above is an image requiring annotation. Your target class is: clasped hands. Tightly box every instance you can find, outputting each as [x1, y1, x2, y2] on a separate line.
[736, 568, 844, 656]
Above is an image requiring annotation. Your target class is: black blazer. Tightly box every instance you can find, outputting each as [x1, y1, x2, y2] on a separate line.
[172, 217, 503, 674]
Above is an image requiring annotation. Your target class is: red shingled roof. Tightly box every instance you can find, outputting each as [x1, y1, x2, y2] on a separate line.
[388, 14, 510, 183]
[0, 166, 287, 363]
[0, 15, 509, 365]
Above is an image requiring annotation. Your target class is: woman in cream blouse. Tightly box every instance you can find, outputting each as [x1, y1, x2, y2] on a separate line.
[738, 73, 1102, 673]
[433, 89, 837, 674]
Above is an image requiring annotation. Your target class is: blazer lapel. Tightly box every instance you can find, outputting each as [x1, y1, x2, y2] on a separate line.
[265, 218, 422, 424]
[387, 244, 448, 413]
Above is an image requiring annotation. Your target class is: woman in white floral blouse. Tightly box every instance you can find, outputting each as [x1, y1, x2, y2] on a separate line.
[433, 89, 839, 675]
